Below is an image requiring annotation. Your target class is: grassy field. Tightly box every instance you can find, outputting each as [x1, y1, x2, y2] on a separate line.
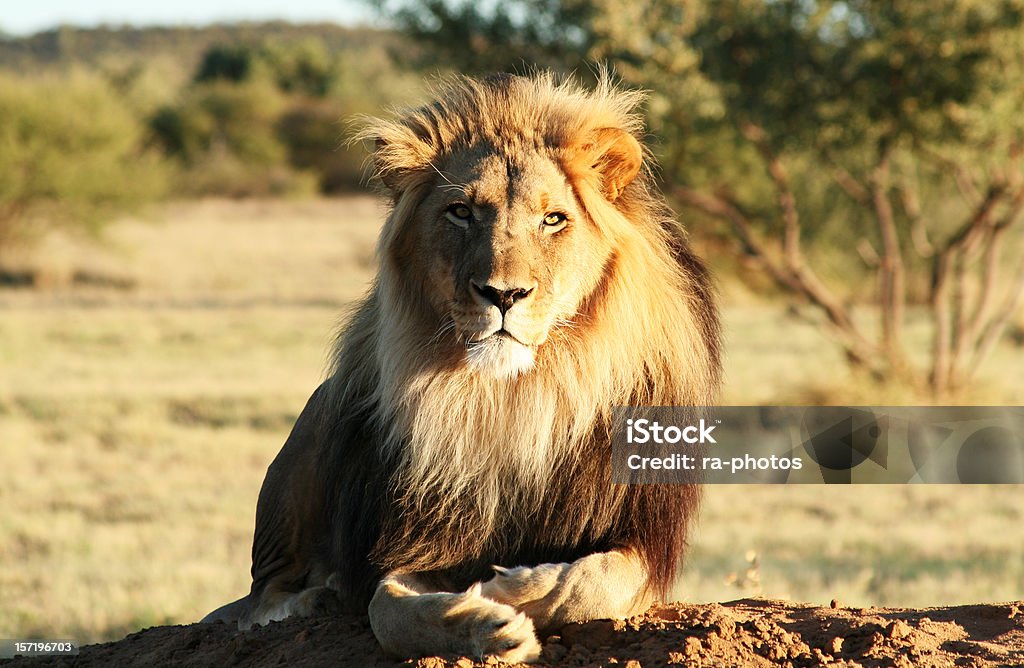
[0, 198, 1022, 643]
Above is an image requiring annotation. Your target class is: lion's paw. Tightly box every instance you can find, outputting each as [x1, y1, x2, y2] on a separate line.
[291, 585, 344, 617]
[438, 583, 542, 662]
[481, 563, 569, 608]
[371, 582, 541, 662]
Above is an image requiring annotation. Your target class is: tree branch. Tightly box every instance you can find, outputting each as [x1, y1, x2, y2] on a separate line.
[856, 238, 880, 268]
[930, 182, 1011, 391]
[673, 182, 877, 367]
[672, 185, 798, 291]
[969, 263, 1024, 379]
[963, 186, 1024, 381]
[935, 184, 1006, 259]
[831, 163, 871, 206]
[741, 122, 802, 266]
[869, 146, 907, 369]
[916, 143, 982, 205]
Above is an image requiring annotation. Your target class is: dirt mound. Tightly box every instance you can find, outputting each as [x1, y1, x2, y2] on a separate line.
[6, 599, 1023, 667]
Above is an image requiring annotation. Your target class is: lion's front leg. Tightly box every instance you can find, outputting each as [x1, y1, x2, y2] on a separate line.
[480, 549, 653, 631]
[368, 573, 543, 662]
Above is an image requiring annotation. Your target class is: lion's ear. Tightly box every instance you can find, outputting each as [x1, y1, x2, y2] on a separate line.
[372, 137, 402, 191]
[578, 127, 643, 201]
[363, 123, 434, 193]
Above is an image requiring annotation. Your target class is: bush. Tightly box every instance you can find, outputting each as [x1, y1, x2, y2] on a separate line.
[152, 40, 362, 197]
[0, 70, 168, 245]
[150, 79, 315, 197]
[194, 44, 256, 84]
[276, 98, 367, 193]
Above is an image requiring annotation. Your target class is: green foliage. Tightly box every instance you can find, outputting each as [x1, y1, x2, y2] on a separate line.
[261, 39, 338, 97]
[0, 70, 167, 244]
[277, 98, 365, 194]
[0, 25, 426, 200]
[194, 44, 255, 84]
[155, 80, 288, 165]
[148, 35, 420, 195]
[370, 0, 594, 72]
[193, 40, 338, 97]
[689, 1, 1024, 152]
[151, 79, 318, 197]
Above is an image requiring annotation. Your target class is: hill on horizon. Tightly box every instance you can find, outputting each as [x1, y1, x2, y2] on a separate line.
[0, 22, 398, 72]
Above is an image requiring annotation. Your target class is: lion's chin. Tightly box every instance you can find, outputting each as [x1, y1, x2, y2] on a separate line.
[464, 334, 535, 379]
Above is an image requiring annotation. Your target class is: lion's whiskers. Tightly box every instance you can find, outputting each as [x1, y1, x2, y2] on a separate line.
[428, 161, 454, 185]
[426, 319, 456, 347]
[428, 162, 470, 197]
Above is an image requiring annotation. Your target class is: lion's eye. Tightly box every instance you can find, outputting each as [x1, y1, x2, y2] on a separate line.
[445, 203, 473, 228]
[542, 212, 568, 229]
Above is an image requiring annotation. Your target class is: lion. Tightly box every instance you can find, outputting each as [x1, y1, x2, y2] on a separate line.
[201, 72, 721, 662]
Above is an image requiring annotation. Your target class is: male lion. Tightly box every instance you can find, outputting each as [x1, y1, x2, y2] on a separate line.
[203, 72, 720, 662]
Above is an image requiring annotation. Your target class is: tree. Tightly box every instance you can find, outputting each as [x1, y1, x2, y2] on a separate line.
[376, 0, 1024, 396]
[261, 39, 338, 97]
[0, 71, 167, 247]
[151, 39, 370, 195]
[677, 1, 1024, 395]
[149, 77, 315, 197]
[194, 44, 256, 84]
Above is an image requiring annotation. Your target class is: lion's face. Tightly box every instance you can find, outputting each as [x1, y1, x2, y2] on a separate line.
[407, 146, 615, 378]
[369, 76, 646, 379]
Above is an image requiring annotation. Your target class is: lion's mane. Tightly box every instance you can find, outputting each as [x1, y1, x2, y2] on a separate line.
[302, 73, 720, 608]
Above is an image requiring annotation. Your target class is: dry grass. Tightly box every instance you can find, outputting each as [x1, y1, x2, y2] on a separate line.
[0, 197, 1021, 643]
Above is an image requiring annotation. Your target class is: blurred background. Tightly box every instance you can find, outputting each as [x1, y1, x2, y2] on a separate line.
[1, 0, 1022, 644]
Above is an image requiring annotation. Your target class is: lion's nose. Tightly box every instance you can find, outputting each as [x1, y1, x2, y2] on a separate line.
[470, 280, 534, 315]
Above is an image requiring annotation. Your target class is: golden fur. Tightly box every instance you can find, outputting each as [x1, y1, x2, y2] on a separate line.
[204, 73, 720, 659]
[332, 72, 719, 579]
